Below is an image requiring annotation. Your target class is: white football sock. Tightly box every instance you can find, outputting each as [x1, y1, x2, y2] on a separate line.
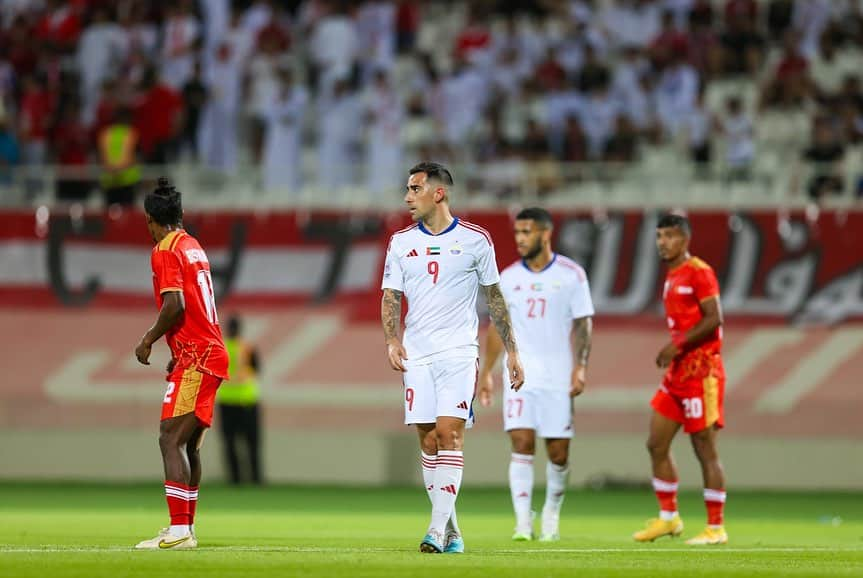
[429, 450, 463, 534]
[543, 461, 569, 515]
[509, 453, 534, 530]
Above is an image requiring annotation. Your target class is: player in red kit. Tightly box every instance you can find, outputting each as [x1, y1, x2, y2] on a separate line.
[633, 214, 728, 546]
[134, 178, 229, 549]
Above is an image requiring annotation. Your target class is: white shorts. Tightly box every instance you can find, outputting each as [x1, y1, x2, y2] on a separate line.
[402, 357, 478, 427]
[503, 385, 573, 438]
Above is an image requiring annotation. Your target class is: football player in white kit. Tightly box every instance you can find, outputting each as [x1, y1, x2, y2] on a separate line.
[479, 207, 594, 542]
[381, 161, 525, 554]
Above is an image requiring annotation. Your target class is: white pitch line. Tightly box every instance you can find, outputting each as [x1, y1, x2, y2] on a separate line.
[1, 546, 860, 554]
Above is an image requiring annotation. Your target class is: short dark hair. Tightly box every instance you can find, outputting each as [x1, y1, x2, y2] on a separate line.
[515, 207, 554, 230]
[409, 161, 454, 187]
[144, 177, 183, 226]
[657, 213, 691, 236]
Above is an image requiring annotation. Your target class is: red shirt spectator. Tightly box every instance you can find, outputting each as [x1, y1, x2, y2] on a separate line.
[135, 79, 183, 159]
[3, 16, 39, 78]
[35, 0, 82, 53]
[257, 19, 290, 53]
[454, 14, 491, 63]
[53, 107, 90, 165]
[19, 78, 54, 142]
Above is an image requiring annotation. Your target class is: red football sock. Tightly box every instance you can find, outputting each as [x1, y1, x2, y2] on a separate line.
[188, 486, 199, 525]
[652, 477, 679, 514]
[164, 481, 191, 526]
[704, 488, 726, 526]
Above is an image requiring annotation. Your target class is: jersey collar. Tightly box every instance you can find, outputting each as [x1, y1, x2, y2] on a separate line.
[522, 252, 557, 273]
[418, 217, 459, 236]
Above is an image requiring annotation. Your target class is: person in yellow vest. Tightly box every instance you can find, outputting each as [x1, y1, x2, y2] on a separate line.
[216, 314, 263, 485]
[98, 107, 142, 206]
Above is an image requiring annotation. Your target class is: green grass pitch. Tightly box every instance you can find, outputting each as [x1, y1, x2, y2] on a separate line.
[0, 483, 861, 577]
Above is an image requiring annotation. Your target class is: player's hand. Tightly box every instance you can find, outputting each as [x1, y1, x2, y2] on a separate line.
[655, 342, 680, 368]
[478, 371, 494, 407]
[570, 364, 587, 398]
[135, 338, 152, 365]
[166, 357, 176, 374]
[507, 352, 525, 392]
[386, 338, 408, 372]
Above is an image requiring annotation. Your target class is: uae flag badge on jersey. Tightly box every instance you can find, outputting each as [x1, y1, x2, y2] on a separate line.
[426, 246, 441, 255]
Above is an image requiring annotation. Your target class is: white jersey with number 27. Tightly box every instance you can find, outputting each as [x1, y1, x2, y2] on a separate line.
[381, 217, 500, 364]
[501, 254, 594, 391]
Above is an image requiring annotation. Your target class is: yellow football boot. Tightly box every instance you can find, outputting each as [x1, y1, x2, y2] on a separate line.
[685, 526, 728, 545]
[633, 515, 684, 542]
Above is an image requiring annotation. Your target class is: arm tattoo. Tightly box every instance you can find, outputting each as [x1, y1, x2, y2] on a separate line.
[483, 284, 518, 354]
[381, 288, 403, 341]
[573, 316, 593, 366]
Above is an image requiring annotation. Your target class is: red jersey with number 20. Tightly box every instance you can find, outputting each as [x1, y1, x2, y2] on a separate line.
[151, 229, 229, 379]
[663, 256, 722, 356]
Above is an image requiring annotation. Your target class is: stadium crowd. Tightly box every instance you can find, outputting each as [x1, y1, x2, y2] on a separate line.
[0, 0, 862, 200]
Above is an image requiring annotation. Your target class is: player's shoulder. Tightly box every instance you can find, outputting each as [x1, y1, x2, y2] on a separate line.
[686, 256, 716, 274]
[500, 259, 524, 280]
[389, 222, 419, 243]
[154, 230, 186, 253]
[554, 254, 588, 282]
[455, 219, 493, 246]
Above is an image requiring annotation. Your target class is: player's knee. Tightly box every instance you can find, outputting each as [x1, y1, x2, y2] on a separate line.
[646, 437, 670, 458]
[511, 438, 534, 455]
[547, 450, 568, 466]
[435, 428, 462, 450]
[158, 430, 182, 454]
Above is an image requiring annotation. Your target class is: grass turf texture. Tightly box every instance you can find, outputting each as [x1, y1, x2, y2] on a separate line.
[0, 484, 861, 577]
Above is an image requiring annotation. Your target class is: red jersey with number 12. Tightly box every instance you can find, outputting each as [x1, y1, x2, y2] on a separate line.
[151, 229, 229, 379]
[663, 256, 722, 356]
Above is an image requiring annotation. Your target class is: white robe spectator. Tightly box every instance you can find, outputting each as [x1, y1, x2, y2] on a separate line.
[600, 0, 661, 50]
[309, 8, 358, 94]
[77, 11, 127, 124]
[317, 82, 363, 190]
[578, 91, 621, 159]
[198, 43, 243, 174]
[654, 60, 699, 137]
[241, 0, 273, 37]
[364, 73, 403, 196]
[263, 75, 308, 193]
[199, 0, 230, 53]
[160, 8, 200, 89]
[438, 65, 488, 146]
[356, 1, 396, 81]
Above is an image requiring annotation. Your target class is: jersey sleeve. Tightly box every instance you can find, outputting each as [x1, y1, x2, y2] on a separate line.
[152, 249, 184, 294]
[693, 266, 720, 302]
[476, 239, 501, 287]
[569, 273, 595, 319]
[381, 236, 405, 292]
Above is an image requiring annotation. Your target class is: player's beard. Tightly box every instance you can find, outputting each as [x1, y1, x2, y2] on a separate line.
[522, 240, 543, 262]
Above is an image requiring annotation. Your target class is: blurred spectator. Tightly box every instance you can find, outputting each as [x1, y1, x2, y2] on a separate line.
[317, 77, 362, 190]
[5, 15, 39, 78]
[159, 1, 200, 90]
[18, 74, 53, 170]
[180, 61, 207, 161]
[683, 86, 712, 174]
[364, 69, 403, 195]
[135, 67, 183, 164]
[395, 0, 419, 53]
[262, 66, 308, 192]
[720, 0, 764, 76]
[98, 107, 140, 206]
[309, 1, 358, 95]
[600, 0, 662, 51]
[718, 95, 755, 180]
[0, 111, 19, 185]
[561, 115, 587, 163]
[77, 6, 126, 124]
[119, 1, 158, 85]
[761, 30, 811, 109]
[793, 0, 832, 60]
[604, 116, 639, 163]
[686, 6, 722, 78]
[649, 10, 689, 70]
[199, 40, 243, 175]
[579, 80, 621, 160]
[766, 0, 793, 43]
[216, 314, 264, 486]
[52, 99, 92, 201]
[455, 7, 492, 66]
[654, 50, 700, 138]
[810, 30, 863, 103]
[356, 0, 396, 82]
[803, 116, 845, 200]
[35, 0, 81, 55]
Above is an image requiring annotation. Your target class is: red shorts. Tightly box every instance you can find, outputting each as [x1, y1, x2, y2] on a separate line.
[161, 365, 222, 427]
[651, 352, 725, 434]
